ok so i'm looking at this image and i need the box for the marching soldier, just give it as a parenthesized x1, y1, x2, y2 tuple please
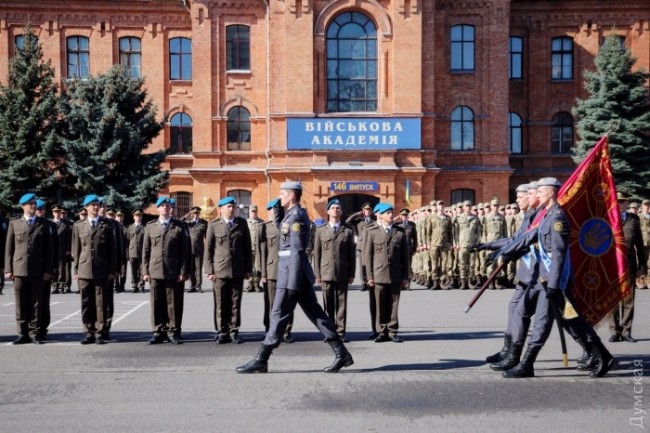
(142, 197, 190, 344)
(245, 205, 264, 293)
(51, 205, 72, 294)
(186, 206, 207, 293)
(72, 194, 117, 345)
(313, 199, 356, 342)
(259, 199, 294, 343)
(363, 203, 410, 342)
(204, 197, 252, 344)
(5, 193, 53, 344)
(237, 181, 353, 374)
(127, 209, 146, 293)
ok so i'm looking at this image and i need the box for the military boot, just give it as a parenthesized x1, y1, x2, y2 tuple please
(502, 345, 541, 378)
(490, 343, 523, 371)
(460, 278, 469, 290)
(588, 341, 618, 378)
(236, 344, 273, 373)
(431, 279, 440, 290)
(486, 334, 512, 363)
(324, 339, 354, 373)
(574, 338, 595, 371)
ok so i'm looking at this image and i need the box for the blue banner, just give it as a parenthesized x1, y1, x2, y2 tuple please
(287, 118, 421, 150)
(330, 182, 379, 193)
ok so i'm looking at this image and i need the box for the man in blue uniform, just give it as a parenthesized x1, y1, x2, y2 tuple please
(237, 181, 353, 373)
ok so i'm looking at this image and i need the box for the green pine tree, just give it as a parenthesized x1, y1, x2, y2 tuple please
(0, 25, 61, 211)
(573, 34, 650, 199)
(59, 66, 168, 212)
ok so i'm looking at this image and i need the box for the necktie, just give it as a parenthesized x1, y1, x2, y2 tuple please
(385, 227, 390, 235)
(162, 222, 168, 230)
(27, 219, 33, 226)
(91, 220, 96, 229)
(228, 221, 233, 229)
(333, 225, 338, 233)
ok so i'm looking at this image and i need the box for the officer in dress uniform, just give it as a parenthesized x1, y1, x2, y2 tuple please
(237, 181, 353, 373)
(34, 199, 57, 339)
(51, 205, 72, 294)
(259, 199, 294, 343)
(127, 209, 146, 293)
(313, 199, 356, 342)
(72, 194, 117, 345)
(186, 206, 207, 293)
(5, 193, 53, 344)
(142, 197, 190, 344)
(204, 196, 252, 344)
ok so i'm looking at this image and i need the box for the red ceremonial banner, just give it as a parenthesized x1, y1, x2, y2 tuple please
(557, 136, 630, 326)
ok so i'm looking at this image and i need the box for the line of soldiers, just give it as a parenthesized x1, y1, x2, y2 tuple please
(408, 198, 523, 291)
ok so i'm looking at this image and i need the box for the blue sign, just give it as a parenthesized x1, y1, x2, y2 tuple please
(287, 118, 421, 150)
(330, 182, 379, 193)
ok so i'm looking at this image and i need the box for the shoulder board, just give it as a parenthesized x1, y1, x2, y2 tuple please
(146, 220, 157, 225)
(209, 218, 220, 224)
(11, 215, 22, 221)
(73, 219, 86, 225)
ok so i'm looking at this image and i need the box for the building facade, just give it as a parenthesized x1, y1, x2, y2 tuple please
(1, 0, 648, 219)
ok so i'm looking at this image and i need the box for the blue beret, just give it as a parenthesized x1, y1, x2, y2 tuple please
(155, 196, 171, 207)
(35, 199, 45, 210)
(280, 181, 302, 191)
(373, 203, 381, 213)
(82, 194, 100, 207)
(375, 203, 394, 214)
(19, 193, 36, 205)
(218, 196, 236, 207)
(266, 198, 280, 210)
(169, 198, 176, 205)
(537, 177, 562, 188)
(326, 199, 341, 210)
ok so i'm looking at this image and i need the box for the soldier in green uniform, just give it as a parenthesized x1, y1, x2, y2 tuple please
(454, 200, 481, 290)
(639, 199, 650, 290)
(186, 206, 207, 293)
(245, 205, 264, 293)
(127, 209, 145, 293)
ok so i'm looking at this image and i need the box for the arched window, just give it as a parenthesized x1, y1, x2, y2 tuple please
(171, 191, 192, 217)
(169, 37, 192, 80)
(451, 189, 475, 206)
(509, 36, 523, 79)
(120, 37, 141, 78)
(551, 112, 573, 154)
(227, 106, 251, 151)
(451, 25, 475, 72)
(67, 36, 90, 79)
(226, 25, 250, 71)
(551, 37, 573, 80)
(509, 113, 523, 154)
(326, 12, 377, 112)
(227, 190, 251, 218)
(450, 106, 474, 150)
(170, 113, 192, 154)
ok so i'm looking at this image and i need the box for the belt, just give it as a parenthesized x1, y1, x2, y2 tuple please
(278, 250, 291, 257)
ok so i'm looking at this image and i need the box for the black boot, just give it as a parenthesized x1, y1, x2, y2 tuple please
(431, 279, 440, 290)
(575, 338, 595, 371)
(486, 334, 512, 363)
(490, 343, 523, 371)
(236, 344, 273, 373)
(588, 341, 618, 378)
(460, 277, 469, 290)
(324, 339, 354, 373)
(502, 345, 541, 378)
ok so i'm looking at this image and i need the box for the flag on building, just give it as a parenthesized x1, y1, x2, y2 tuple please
(405, 178, 411, 205)
(557, 136, 630, 326)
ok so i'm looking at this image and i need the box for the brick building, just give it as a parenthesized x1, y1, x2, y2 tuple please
(1, 0, 648, 219)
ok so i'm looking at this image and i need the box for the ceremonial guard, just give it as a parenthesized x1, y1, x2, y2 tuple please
(72, 194, 117, 345)
(245, 205, 264, 292)
(259, 199, 294, 343)
(127, 209, 146, 293)
(51, 205, 72, 294)
(5, 193, 53, 344)
(186, 206, 207, 293)
(142, 197, 190, 344)
(204, 196, 252, 344)
(313, 199, 356, 342)
(608, 192, 646, 343)
(237, 181, 353, 373)
(363, 203, 410, 343)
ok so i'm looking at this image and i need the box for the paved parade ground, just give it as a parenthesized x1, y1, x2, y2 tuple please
(0, 277, 648, 433)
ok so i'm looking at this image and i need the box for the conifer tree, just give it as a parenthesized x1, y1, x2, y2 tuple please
(0, 26, 60, 211)
(59, 66, 168, 212)
(573, 35, 650, 199)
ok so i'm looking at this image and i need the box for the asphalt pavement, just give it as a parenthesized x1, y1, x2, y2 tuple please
(0, 275, 648, 433)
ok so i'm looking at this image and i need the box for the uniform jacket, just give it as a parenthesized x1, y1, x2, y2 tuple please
(0, 216, 7, 270)
(640, 213, 650, 248)
(127, 223, 145, 260)
(72, 217, 117, 280)
(260, 220, 280, 281)
(186, 218, 208, 255)
(621, 211, 646, 275)
(52, 219, 72, 261)
(454, 213, 481, 247)
(313, 222, 356, 282)
(484, 213, 508, 242)
(5, 216, 54, 277)
(274, 204, 315, 291)
(345, 212, 376, 252)
(142, 218, 190, 280)
(398, 219, 418, 256)
(362, 222, 410, 285)
(204, 216, 252, 279)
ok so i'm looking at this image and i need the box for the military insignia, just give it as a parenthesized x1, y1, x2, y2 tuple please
(554, 222, 564, 232)
(291, 223, 301, 232)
